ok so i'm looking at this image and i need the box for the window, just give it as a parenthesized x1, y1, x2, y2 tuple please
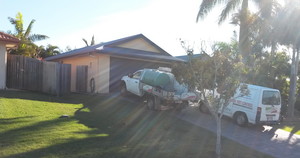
(262, 91, 280, 105)
(132, 71, 142, 79)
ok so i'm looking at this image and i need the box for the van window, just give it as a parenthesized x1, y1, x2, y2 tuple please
(262, 91, 280, 105)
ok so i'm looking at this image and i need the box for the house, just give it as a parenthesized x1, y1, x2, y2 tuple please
(0, 32, 19, 90)
(46, 34, 184, 94)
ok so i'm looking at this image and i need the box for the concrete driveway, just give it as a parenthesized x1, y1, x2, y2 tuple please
(177, 105, 300, 158)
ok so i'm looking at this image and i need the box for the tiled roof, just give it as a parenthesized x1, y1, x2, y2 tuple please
(0, 32, 19, 44)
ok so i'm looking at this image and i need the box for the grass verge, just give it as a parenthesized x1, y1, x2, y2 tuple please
(274, 116, 300, 135)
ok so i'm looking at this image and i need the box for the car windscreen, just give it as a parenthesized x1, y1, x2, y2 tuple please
(262, 90, 281, 105)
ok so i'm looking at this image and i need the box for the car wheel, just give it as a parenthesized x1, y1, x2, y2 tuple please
(120, 84, 127, 96)
(199, 102, 209, 113)
(235, 112, 248, 127)
(153, 96, 161, 110)
(146, 96, 155, 110)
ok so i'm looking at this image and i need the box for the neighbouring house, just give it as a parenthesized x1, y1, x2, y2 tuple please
(0, 32, 19, 90)
(45, 34, 184, 94)
(176, 53, 210, 62)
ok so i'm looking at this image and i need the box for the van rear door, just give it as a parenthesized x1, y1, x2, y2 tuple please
(259, 90, 281, 122)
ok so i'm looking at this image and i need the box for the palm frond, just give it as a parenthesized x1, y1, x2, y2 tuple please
(8, 17, 16, 25)
(82, 38, 89, 46)
(255, 0, 281, 19)
(196, 0, 220, 22)
(8, 12, 24, 37)
(46, 45, 59, 50)
(219, 0, 242, 24)
(91, 35, 95, 46)
(25, 19, 36, 38)
(15, 12, 24, 35)
(28, 34, 49, 42)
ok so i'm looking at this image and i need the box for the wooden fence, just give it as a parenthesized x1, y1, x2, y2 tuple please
(7, 55, 71, 96)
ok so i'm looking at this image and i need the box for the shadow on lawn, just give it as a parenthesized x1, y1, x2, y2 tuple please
(0, 116, 36, 125)
(0, 117, 74, 149)
(3, 93, 217, 158)
(0, 90, 97, 104)
(74, 93, 154, 133)
(2, 136, 121, 158)
(71, 95, 219, 158)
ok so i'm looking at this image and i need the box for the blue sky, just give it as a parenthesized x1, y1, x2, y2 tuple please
(0, 0, 236, 56)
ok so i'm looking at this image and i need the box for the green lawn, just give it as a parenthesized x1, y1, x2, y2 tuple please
(0, 90, 273, 158)
(280, 126, 300, 135)
(273, 117, 300, 135)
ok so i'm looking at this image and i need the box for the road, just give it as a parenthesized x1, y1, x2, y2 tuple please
(177, 105, 300, 158)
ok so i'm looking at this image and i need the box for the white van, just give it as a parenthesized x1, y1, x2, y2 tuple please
(199, 84, 282, 126)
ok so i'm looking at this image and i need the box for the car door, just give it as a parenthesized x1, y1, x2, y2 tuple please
(127, 71, 142, 96)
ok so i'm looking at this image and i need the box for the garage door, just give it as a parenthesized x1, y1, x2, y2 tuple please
(109, 57, 170, 92)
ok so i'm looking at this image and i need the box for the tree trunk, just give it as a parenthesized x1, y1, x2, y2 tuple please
(270, 41, 276, 87)
(287, 47, 299, 118)
(239, 0, 251, 64)
(271, 41, 276, 56)
(216, 117, 222, 158)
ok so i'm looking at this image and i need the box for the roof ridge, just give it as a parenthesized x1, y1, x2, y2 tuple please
(0, 32, 20, 43)
(45, 34, 171, 61)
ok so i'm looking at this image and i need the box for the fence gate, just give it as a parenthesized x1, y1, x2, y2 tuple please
(7, 55, 42, 91)
(76, 65, 88, 93)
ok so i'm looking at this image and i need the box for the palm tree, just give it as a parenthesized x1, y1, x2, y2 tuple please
(196, 0, 279, 63)
(196, 0, 249, 62)
(272, 0, 300, 118)
(254, 0, 281, 54)
(37, 45, 61, 59)
(8, 12, 48, 57)
(82, 35, 95, 46)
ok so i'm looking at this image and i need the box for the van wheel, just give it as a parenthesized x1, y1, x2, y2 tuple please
(176, 101, 188, 112)
(235, 112, 248, 127)
(199, 102, 209, 113)
(120, 84, 127, 96)
(146, 96, 155, 110)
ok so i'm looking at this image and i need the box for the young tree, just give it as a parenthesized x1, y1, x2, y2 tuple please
(8, 12, 48, 57)
(173, 41, 248, 158)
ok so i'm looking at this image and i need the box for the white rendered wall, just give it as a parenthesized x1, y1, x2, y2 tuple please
(0, 43, 7, 89)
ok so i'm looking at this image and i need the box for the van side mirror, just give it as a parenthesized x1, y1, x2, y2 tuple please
(128, 73, 133, 78)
